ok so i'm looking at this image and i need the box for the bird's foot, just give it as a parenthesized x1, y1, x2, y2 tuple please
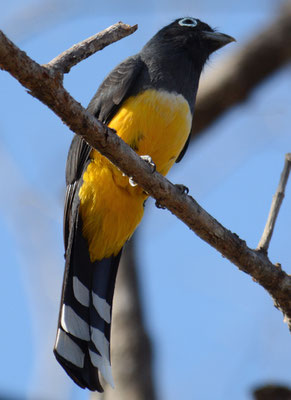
(155, 184, 189, 209)
(155, 200, 166, 209)
(175, 184, 189, 195)
(140, 155, 156, 173)
(128, 155, 156, 187)
(129, 177, 137, 187)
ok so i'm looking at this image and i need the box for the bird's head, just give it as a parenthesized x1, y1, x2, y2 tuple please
(143, 17, 235, 64)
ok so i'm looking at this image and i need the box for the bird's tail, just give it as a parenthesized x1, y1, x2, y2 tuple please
(54, 214, 122, 391)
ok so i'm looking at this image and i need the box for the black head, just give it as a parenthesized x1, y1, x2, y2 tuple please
(143, 17, 235, 65)
(139, 17, 235, 111)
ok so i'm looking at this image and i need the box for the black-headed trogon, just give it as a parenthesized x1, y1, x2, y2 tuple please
(54, 17, 234, 391)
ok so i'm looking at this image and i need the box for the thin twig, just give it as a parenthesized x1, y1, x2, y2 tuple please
(46, 22, 137, 75)
(257, 153, 291, 252)
(1, 27, 291, 331)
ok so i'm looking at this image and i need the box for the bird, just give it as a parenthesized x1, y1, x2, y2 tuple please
(53, 17, 235, 392)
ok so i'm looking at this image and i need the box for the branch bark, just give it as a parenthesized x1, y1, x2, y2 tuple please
(1, 19, 291, 334)
(46, 22, 137, 74)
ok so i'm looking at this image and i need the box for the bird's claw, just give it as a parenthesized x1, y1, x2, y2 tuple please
(129, 177, 137, 187)
(155, 185, 189, 209)
(175, 184, 189, 195)
(155, 200, 166, 209)
(127, 155, 156, 187)
(140, 155, 156, 173)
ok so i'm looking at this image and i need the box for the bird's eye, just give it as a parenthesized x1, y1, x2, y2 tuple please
(178, 18, 198, 27)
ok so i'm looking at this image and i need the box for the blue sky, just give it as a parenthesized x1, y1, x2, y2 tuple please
(0, 1, 290, 399)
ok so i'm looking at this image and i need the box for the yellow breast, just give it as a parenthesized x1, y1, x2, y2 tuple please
(110, 89, 192, 175)
(79, 89, 192, 261)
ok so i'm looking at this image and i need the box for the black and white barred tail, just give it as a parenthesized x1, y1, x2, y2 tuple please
(54, 214, 122, 391)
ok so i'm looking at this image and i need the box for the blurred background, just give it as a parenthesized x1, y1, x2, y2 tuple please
(0, 0, 291, 399)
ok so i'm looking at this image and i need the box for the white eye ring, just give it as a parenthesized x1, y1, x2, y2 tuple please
(178, 18, 198, 27)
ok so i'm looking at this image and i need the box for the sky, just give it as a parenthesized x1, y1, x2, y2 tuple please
(0, 1, 290, 399)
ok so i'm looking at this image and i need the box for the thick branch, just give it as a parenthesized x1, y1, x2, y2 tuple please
(192, 1, 291, 137)
(1, 25, 291, 330)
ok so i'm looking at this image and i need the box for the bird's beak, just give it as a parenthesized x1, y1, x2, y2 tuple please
(202, 31, 236, 52)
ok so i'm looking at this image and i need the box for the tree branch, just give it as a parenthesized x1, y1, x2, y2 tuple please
(1, 23, 291, 331)
(258, 153, 291, 252)
(46, 22, 137, 74)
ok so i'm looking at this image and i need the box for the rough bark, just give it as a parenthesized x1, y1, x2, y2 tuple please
(47, 22, 137, 74)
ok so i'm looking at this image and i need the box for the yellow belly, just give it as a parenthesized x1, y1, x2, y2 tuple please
(79, 89, 192, 261)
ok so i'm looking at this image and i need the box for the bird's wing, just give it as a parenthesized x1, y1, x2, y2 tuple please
(175, 132, 191, 163)
(87, 54, 144, 123)
(63, 54, 144, 253)
(63, 136, 91, 252)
